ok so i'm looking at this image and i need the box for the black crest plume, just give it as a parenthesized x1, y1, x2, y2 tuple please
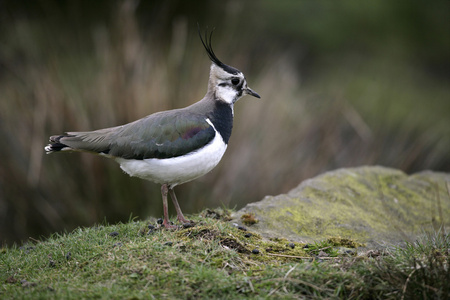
(198, 26, 240, 75)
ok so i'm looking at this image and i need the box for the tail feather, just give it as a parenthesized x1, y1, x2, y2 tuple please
(44, 135, 75, 153)
(44, 130, 112, 155)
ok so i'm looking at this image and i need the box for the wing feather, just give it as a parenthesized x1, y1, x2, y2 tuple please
(50, 111, 216, 159)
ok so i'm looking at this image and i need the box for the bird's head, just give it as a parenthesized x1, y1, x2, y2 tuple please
(199, 29, 260, 105)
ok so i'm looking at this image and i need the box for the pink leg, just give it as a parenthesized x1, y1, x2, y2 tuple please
(168, 188, 191, 224)
(161, 184, 177, 229)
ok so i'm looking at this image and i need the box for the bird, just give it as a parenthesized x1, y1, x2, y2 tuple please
(44, 28, 260, 229)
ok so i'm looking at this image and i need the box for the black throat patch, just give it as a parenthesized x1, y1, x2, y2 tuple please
(208, 101, 233, 144)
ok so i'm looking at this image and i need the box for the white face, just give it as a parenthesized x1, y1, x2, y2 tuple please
(210, 64, 248, 105)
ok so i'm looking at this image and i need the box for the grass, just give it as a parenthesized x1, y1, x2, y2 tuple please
(1, 210, 448, 299)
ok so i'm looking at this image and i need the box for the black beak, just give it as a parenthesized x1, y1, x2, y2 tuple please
(245, 87, 261, 98)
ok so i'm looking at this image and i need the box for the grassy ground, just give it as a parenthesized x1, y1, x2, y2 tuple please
(1, 209, 448, 299)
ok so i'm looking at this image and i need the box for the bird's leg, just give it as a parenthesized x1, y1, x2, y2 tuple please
(168, 188, 192, 224)
(161, 184, 177, 229)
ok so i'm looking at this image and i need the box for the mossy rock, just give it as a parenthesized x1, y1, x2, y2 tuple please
(232, 166, 450, 249)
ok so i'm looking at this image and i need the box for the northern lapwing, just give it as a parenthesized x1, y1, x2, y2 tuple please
(45, 29, 260, 229)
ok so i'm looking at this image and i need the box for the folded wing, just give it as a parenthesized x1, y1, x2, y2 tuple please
(46, 111, 216, 160)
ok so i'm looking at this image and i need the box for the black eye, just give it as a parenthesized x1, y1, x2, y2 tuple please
(231, 78, 240, 85)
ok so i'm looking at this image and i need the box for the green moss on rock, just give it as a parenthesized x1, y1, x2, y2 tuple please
(231, 166, 450, 248)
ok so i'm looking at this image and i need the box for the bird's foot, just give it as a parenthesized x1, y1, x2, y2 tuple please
(162, 219, 178, 230)
(177, 216, 192, 224)
(177, 216, 195, 228)
(159, 217, 195, 229)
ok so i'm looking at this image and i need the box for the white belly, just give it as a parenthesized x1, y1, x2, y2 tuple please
(115, 133, 227, 188)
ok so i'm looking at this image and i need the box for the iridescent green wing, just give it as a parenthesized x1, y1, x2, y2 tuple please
(107, 111, 215, 159)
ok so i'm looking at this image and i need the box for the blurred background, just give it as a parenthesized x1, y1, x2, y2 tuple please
(1, 0, 449, 246)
